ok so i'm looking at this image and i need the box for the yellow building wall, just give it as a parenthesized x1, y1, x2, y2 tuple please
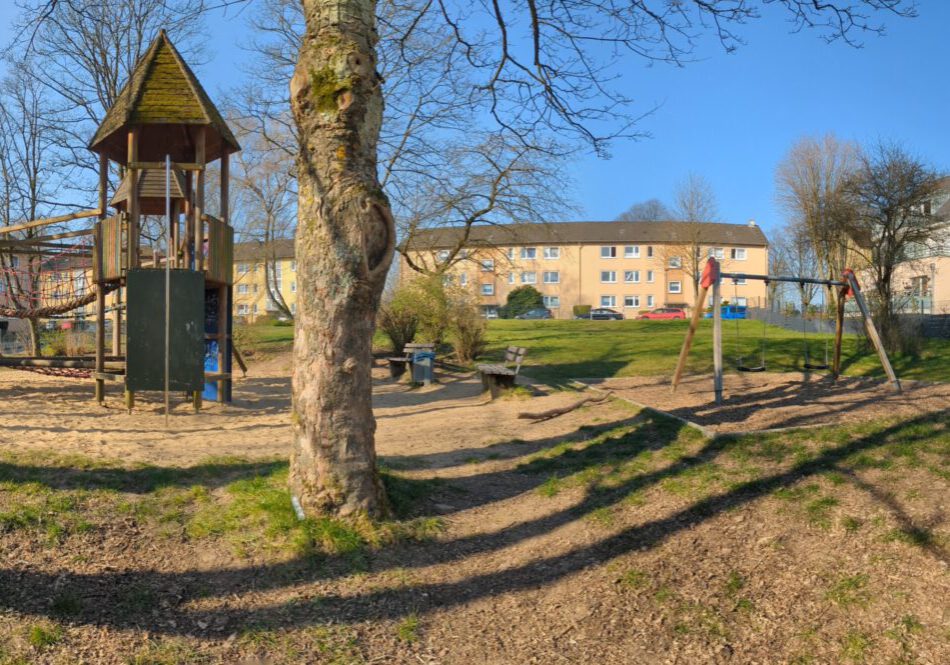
(406, 240, 769, 319)
(232, 257, 298, 322)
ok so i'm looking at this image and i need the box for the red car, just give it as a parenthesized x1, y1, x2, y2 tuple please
(638, 307, 686, 320)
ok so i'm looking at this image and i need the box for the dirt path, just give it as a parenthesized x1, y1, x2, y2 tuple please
(0, 359, 947, 663)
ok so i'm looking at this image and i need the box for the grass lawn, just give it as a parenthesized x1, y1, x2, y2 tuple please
(234, 323, 295, 356)
(483, 319, 950, 384)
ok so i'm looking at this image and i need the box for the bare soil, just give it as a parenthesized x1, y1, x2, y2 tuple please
(594, 371, 950, 435)
(0, 359, 947, 664)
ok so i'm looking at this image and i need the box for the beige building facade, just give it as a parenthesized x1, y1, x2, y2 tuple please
(404, 221, 770, 318)
(232, 239, 298, 322)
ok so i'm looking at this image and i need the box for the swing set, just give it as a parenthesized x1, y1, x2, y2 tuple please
(671, 257, 901, 405)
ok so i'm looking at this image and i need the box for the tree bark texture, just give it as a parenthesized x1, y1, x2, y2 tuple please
(289, 0, 395, 518)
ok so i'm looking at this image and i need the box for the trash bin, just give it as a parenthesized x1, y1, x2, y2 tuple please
(411, 350, 435, 386)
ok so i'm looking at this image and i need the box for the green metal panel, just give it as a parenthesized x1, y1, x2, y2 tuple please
(126, 268, 205, 392)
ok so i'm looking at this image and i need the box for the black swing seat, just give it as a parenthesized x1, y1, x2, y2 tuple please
(803, 362, 829, 370)
(738, 364, 767, 373)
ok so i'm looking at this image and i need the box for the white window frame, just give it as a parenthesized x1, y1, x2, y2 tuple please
(647, 246, 654, 258)
(734, 277, 746, 285)
(520, 247, 537, 259)
(543, 271, 560, 284)
(708, 247, 724, 259)
(437, 249, 450, 261)
(668, 281, 682, 294)
(731, 248, 747, 260)
(624, 295, 640, 308)
(291, 260, 297, 272)
(508, 272, 515, 284)
(624, 245, 640, 258)
(290, 281, 297, 292)
(543, 246, 560, 259)
(507, 248, 515, 260)
(237, 263, 249, 275)
(237, 304, 249, 315)
(735, 297, 748, 306)
(668, 256, 682, 269)
(647, 295, 655, 307)
(543, 295, 560, 308)
(237, 284, 249, 295)
(600, 295, 617, 308)
(624, 270, 640, 284)
(646, 270, 655, 283)
(480, 259, 494, 272)
(600, 270, 617, 283)
(521, 271, 537, 284)
(459, 273, 468, 286)
(600, 246, 617, 259)
(481, 283, 495, 295)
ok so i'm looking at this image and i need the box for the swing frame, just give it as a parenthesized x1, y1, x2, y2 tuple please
(671, 258, 901, 405)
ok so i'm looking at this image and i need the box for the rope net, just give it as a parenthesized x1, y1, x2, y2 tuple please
(0, 236, 115, 319)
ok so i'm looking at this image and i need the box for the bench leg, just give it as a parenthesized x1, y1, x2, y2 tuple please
(480, 372, 489, 392)
(487, 374, 516, 399)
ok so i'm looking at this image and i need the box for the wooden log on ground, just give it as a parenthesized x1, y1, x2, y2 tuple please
(517, 391, 614, 422)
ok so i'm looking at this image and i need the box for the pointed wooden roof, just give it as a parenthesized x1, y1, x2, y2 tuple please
(89, 30, 240, 164)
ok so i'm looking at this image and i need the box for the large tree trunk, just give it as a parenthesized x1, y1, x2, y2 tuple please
(288, 0, 395, 518)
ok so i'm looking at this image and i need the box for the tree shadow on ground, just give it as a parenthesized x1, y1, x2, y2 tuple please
(0, 410, 945, 639)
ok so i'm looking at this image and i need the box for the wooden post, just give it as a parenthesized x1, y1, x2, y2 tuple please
(194, 127, 206, 273)
(671, 284, 709, 392)
(112, 286, 122, 356)
(832, 284, 848, 378)
(712, 277, 723, 405)
(95, 153, 108, 404)
(844, 271, 901, 393)
(127, 128, 140, 269)
(217, 284, 228, 402)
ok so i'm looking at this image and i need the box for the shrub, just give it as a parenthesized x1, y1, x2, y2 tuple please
(505, 285, 544, 318)
(448, 285, 487, 363)
(573, 304, 591, 318)
(378, 293, 419, 354)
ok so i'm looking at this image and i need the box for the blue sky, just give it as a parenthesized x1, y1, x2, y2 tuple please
(0, 2, 946, 243)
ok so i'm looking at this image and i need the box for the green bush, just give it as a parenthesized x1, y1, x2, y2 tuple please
(573, 304, 592, 318)
(504, 285, 544, 318)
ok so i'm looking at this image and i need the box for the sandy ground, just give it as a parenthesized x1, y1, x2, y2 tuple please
(591, 372, 950, 435)
(0, 358, 948, 663)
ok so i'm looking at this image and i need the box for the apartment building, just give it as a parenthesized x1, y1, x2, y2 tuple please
(889, 178, 950, 313)
(233, 239, 298, 322)
(403, 221, 770, 319)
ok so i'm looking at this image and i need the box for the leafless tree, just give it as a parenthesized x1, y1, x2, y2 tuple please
(615, 198, 672, 222)
(775, 134, 861, 294)
(841, 141, 945, 352)
(0, 58, 65, 353)
(771, 218, 821, 312)
(664, 173, 720, 301)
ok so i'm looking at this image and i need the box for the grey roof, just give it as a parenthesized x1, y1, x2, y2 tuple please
(234, 238, 294, 262)
(407, 221, 769, 250)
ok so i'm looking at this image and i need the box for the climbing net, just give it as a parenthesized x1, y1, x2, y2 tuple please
(0, 235, 114, 319)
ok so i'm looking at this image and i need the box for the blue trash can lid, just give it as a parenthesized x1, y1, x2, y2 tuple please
(412, 350, 436, 361)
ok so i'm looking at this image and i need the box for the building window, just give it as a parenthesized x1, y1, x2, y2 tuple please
(290, 281, 296, 292)
(459, 273, 468, 286)
(481, 259, 494, 272)
(237, 304, 249, 315)
(647, 246, 654, 258)
(481, 283, 494, 295)
(624, 295, 640, 308)
(291, 260, 296, 271)
(543, 271, 560, 284)
(600, 295, 617, 307)
(731, 248, 747, 260)
(624, 245, 640, 258)
(708, 247, 724, 259)
(668, 256, 682, 268)
(600, 246, 616, 259)
(735, 297, 748, 306)
(291, 303, 297, 314)
(624, 270, 640, 283)
(647, 295, 655, 307)
(600, 270, 616, 283)
(521, 271, 537, 284)
(543, 246, 560, 259)
(253, 284, 259, 293)
(734, 277, 746, 285)
(437, 249, 450, 261)
(252, 304, 258, 315)
(237, 263, 249, 274)
(646, 270, 655, 283)
(669, 281, 682, 294)
(543, 295, 560, 308)
(520, 247, 537, 259)
(508, 272, 515, 284)
(507, 248, 515, 260)
(237, 284, 249, 295)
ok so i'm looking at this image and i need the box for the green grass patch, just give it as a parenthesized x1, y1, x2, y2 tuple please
(396, 614, 420, 643)
(826, 573, 872, 608)
(27, 623, 62, 649)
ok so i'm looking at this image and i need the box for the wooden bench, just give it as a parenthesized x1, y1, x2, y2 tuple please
(387, 343, 435, 380)
(477, 346, 528, 398)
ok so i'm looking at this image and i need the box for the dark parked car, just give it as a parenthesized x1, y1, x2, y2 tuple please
(639, 307, 687, 320)
(577, 308, 624, 321)
(515, 307, 553, 320)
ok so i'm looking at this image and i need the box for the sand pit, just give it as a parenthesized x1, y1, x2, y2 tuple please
(589, 372, 950, 434)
